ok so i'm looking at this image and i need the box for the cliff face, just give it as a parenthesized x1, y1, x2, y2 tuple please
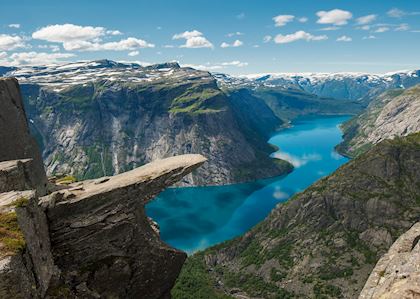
(173, 133, 420, 299)
(13, 61, 291, 186)
(0, 78, 48, 195)
(338, 85, 420, 157)
(0, 78, 207, 298)
(359, 222, 420, 299)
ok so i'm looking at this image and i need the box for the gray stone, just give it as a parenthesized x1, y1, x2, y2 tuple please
(0, 78, 48, 195)
(359, 222, 420, 299)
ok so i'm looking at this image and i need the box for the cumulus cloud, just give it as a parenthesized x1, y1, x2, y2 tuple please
(8, 24, 21, 29)
(336, 35, 352, 42)
(38, 44, 60, 52)
(298, 17, 308, 23)
(172, 30, 213, 48)
(274, 31, 327, 44)
(32, 23, 152, 52)
(32, 24, 106, 42)
(356, 14, 377, 25)
(106, 30, 122, 35)
(0, 34, 26, 51)
(220, 40, 243, 48)
(316, 9, 352, 25)
(0, 52, 7, 59)
(63, 37, 154, 51)
(1, 51, 75, 66)
(273, 15, 295, 27)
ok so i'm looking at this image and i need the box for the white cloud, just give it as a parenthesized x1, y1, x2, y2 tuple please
(298, 17, 308, 23)
(273, 15, 295, 27)
(227, 32, 243, 37)
(272, 152, 321, 168)
(106, 30, 122, 35)
(316, 9, 352, 25)
(63, 37, 154, 51)
(358, 25, 371, 30)
(32, 24, 106, 42)
(319, 26, 340, 31)
(375, 27, 389, 33)
(387, 8, 405, 18)
(387, 8, 420, 18)
(172, 30, 213, 48)
(32, 24, 152, 52)
(128, 50, 139, 56)
(395, 24, 409, 31)
(363, 35, 377, 39)
(8, 24, 21, 29)
(3, 51, 75, 66)
(221, 60, 248, 67)
(183, 60, 248, 71)
(263, 35, 272, 43)
(0, 34, 26, 51)
(220, 39, 243, 48)
(163, 44, 175, 48)
(0, 52, 7, 59)
(356, 14, 377, 25)
(274, 31, 328, 44)
(38, 44, 60, 52)
(337, 35, 352, 42)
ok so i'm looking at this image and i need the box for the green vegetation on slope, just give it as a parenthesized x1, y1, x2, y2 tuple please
(174, 132, 420, 298)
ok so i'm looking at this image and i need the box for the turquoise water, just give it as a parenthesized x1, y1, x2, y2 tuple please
(146, 115, 350, 253)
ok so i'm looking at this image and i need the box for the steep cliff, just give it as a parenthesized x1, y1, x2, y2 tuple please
(0, 78, 48, 195)
(359, 222, 420, 299)
(8, 61, 291, 186)
(338, 84, 420, 157)
(173, 133, 420, 299)
(0, 78, 207, 298)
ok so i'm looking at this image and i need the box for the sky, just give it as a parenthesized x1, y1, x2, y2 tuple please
(0, 0, 419, 75)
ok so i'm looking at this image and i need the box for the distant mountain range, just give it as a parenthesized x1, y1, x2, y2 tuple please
(216, 69, 420, 102)
(2, 60, 420, 185)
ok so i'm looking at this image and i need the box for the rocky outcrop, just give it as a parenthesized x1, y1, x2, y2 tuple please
(338, 85, 420, 157)
(173, 133, 420, 299)
(0, 78, 207, 298)
(0, 78, 48, 195)
(359, 222, 420, 299)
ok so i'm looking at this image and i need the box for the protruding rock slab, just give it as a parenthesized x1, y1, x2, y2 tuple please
(0, 159, 40, 194)
(359, 222, 420, 299)
(0, 78, 48, 195)
(33, 154, 206, 298)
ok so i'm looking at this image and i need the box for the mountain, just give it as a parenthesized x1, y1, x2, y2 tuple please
(2, 60, 292, 186)
(172, 133, 420, 299)
(0, 77, 207, 298)
(216, 70, 420, 102)
(231, 87, 362, 123)
(338, 84, 420, 157)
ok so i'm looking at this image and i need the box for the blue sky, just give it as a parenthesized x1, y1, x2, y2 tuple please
(0, 0, 419, 74)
